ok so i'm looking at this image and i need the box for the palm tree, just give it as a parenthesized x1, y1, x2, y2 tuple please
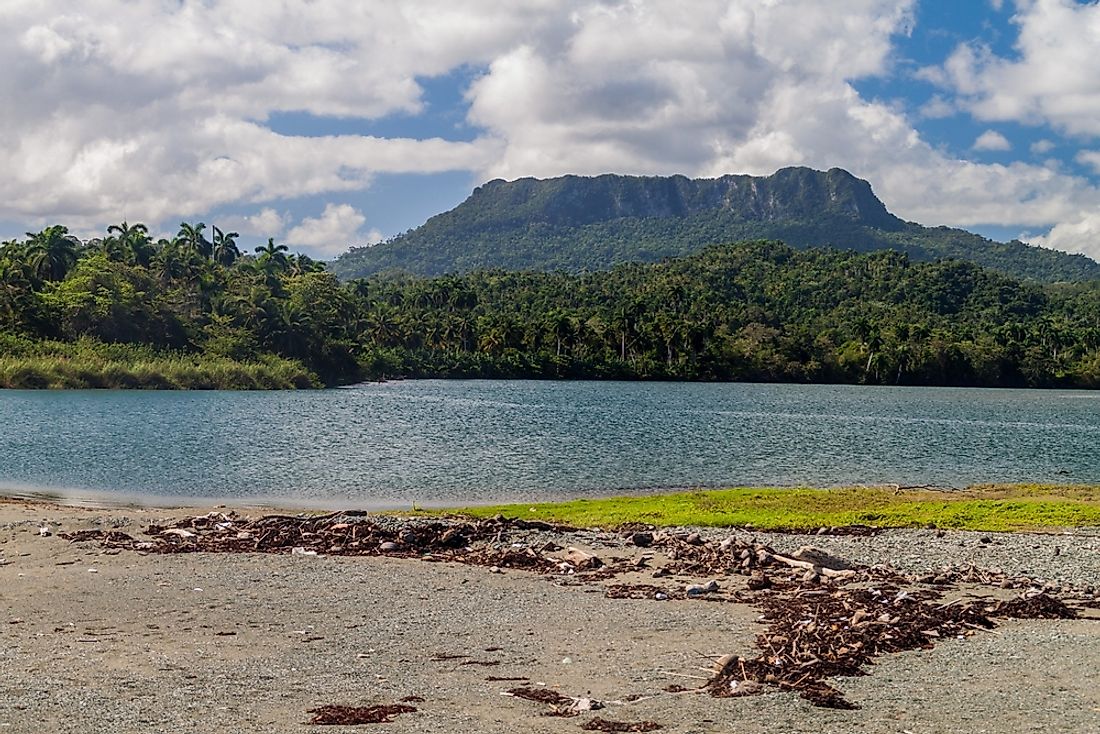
(26, 225, 81, 281)
(211, 226, 241, 267)
(255, 238, 289, 272)
(287, 253, 325, 276)
(176, 222, 212, 260)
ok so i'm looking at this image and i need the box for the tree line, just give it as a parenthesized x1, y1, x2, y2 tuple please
(2, 225, 1099, 388)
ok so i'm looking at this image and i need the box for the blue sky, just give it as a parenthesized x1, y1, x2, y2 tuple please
(2, 1, 1100, 260)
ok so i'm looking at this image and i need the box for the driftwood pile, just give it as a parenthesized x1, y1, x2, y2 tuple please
(705, 585, 1079, 709)
(59, 512, 574, 573)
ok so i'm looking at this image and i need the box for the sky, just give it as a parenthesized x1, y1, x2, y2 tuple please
(3, 0, 1100, 262)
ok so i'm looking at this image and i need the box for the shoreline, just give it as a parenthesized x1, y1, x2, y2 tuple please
(2, 499, 1098, 733)
(5, 483, 1100, 534)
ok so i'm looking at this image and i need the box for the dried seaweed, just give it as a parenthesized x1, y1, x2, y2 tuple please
(507, 687, 573, 706)
(708, 587, 997, 708)
(989, 593, 1078, 619)
(306, 704, 416, 725)
(581, 717, 663, 732)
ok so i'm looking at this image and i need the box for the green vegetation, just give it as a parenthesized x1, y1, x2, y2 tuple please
(357, 241, 1100, 387)
(449, 485, 1100, 532)
(1, 222, 356, 388)
(331, 168, 1100, 282)
(3, 223, 1100, 389)
(0, 335, 316, 389)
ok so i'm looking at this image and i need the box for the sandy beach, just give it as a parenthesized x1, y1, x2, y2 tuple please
(1, 499, 1098, 734)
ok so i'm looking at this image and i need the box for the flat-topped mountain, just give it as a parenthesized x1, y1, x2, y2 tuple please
(330, 167, 1100, 282)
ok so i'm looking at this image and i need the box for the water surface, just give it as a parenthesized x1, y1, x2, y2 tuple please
(0, 381, 1096, 506)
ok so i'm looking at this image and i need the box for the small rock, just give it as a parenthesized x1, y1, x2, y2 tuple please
(654, 592, 669, 601)
(728, 679, 764, 696)
(489, 566, 502, 574)
(791, 546, 855, 571)
(800, 569, 820, 584)
(87, 568, 98, 573)
(37, 527, 51, 537)
(291, 547, 317, 556)
(630, 532, 654, 548)
(562, 547, 603, 570)
(747, 573, 771, 591)
(379, 542, 400, 552)
(978, 536, 992, 544)
(686, 581, 719, 596)
(685, 532, 703, 546)
(568, 697, 603, 713)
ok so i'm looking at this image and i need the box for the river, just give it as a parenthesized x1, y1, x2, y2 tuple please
(1, 381, 1097, 506)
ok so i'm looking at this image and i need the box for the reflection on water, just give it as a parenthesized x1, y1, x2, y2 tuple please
(0, 381, 1096, 505)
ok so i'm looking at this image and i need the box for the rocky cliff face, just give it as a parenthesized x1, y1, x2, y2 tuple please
(463, 167, 902, 229)
(330, 167, 1099, 282)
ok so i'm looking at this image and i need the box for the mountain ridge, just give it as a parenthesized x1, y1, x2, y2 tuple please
(331, 167, 1100, 282)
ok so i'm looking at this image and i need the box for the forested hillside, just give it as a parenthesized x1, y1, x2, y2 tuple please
(331, 167, 1100, 283)
(2, 224, 1098, 389)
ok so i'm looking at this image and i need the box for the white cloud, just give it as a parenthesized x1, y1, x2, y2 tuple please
(1076, 150, 1100, 174)
(973, 130, 1012, 151)
(285, 204, 381, 256)
(919, 95, 955, 119)
(1030, 139, 1055, 155)
(1, 0, 1099, 264)
(1027, 213, 1100, 261)
(217, 208, 289, 237)
(0, 1, 517, 229)
(937, 0, 1100, 137)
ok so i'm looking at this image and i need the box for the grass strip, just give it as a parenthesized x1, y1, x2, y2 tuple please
(447, 484, 1100, 532)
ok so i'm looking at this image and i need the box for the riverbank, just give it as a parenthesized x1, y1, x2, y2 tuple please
(2, 499, 1098, 733)
(0, 337, 318, 389)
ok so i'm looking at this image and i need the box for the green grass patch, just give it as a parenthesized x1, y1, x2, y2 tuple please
(446, 484, 1100, 532)
(0, 335, 319, 390)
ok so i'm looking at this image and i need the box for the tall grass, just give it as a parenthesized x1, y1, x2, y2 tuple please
(0, 334, 318, 390)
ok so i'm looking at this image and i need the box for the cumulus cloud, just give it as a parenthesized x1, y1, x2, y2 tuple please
(973, 130, 1012, 151)
(285, 204, 382, 255)
(936, 0, 1100, 137)
(1027, 213, 1100, 261)
(919, 95, 956, 119)
(2, 0, 1100, 261)
(1076, 150, 1100, 175)
(0, 1, 514, 229)
(217, 208, 289, 238)
(1030, 139, 1055, 155)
